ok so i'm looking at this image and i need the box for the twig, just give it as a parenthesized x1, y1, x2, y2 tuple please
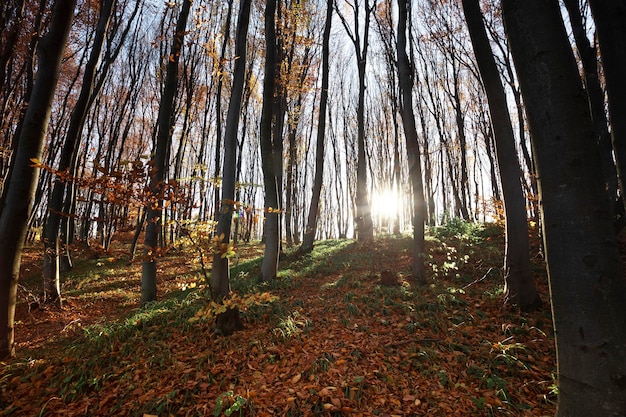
(62, 319, 81, 333)
(462, 267, 496, 290)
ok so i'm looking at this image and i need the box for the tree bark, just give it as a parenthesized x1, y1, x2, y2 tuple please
(141, 0, 191, 304)
(0, 0, 76, 359)
(586, 0, 626, 226)
(300, 0, 332, 254)
(211, 0, 251, 335)
(563, 0, 618, 207)
(212, 0, 234, 223)
(42, 0, 116, 306)
(336, 0, 374, 242)
(259, 0, 280, 282)
(396, 0, 427, 284)
(502, 1, 626, 414)
(462, 0, 540, 311)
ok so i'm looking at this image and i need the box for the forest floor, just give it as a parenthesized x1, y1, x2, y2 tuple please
(1, 222, 558, 416)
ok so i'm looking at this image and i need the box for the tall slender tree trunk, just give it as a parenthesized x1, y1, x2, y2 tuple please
(141, 0, 191, 304)
(211, 0, 251, 336)
(212, 0, 234, 223)
(259, 0, 280, 281)
(502, 1, 626, 414)
(355, 58, 374, 242)
(587, 0, 626, 227)
(396, 0, 426, 284)
(42, 0, 116, 306)
(300, 0, 332, 254)
(462, 0, 540, 311)
(336, 0, 374, 242)
(0, 0, 76, 359)
(563, 0, 618, 208)
(451, 82, 471, 221)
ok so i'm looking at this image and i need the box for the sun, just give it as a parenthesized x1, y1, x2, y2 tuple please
(371, 188, 401, 223)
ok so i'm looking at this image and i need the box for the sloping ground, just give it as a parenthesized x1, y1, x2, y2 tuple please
(1, 226, 557, 416)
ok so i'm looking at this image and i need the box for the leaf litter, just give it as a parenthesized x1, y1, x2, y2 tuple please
(1, 226, 557, 416)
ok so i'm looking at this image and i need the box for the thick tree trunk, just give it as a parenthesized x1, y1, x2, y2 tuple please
(502, 1, 626, 414)
(141, 0, 191, 304)
(300, 0, 332, 254)
(0, 0, 76, 359)
(259, 0, 280, 282)
(462, 0, 540, 311)
(396, 0, 426, 284)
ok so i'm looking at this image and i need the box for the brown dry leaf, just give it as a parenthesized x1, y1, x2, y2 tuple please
(5, 236, 558, 416)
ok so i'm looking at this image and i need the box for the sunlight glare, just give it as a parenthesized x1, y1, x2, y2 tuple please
(371, 188, 401, 223)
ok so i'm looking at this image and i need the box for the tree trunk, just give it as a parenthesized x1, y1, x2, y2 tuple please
(396, 0, 426, 284)
(212, 0, 234, 223)
(587, 0, 626, 227)
(259, 0, 280, 282)
(563, 0, 618, 207)
(211, 0, 251, 335)
(354, 43, 374, 241)
(462, 0, 540, 311)
(336, 0, 374, 242)
(502, 1, 626, 414)
(129, 207, 146, 262)
(0, 0, 76, 359)
(141, 0, 191, 304)
(41, 0, 115, 306)
(300, 0, 332, 254)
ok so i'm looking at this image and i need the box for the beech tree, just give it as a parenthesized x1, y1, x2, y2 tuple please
(586, 0, 626, 228)
(300, 0, 332, 254)
(502, 0, 626, 414)
(211, 0, 251, 335)
(211, 0, 234, 223)
(336, 0, 375, 242)
(41, 0, 117, 306)
(0, 0, 76, 359)
(259, 0, 280, 282)
(461, 0, 540, 311)
(396, 0, 426, 283)
(562, 0, 617, 210)
(142, 0, 192, 304)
